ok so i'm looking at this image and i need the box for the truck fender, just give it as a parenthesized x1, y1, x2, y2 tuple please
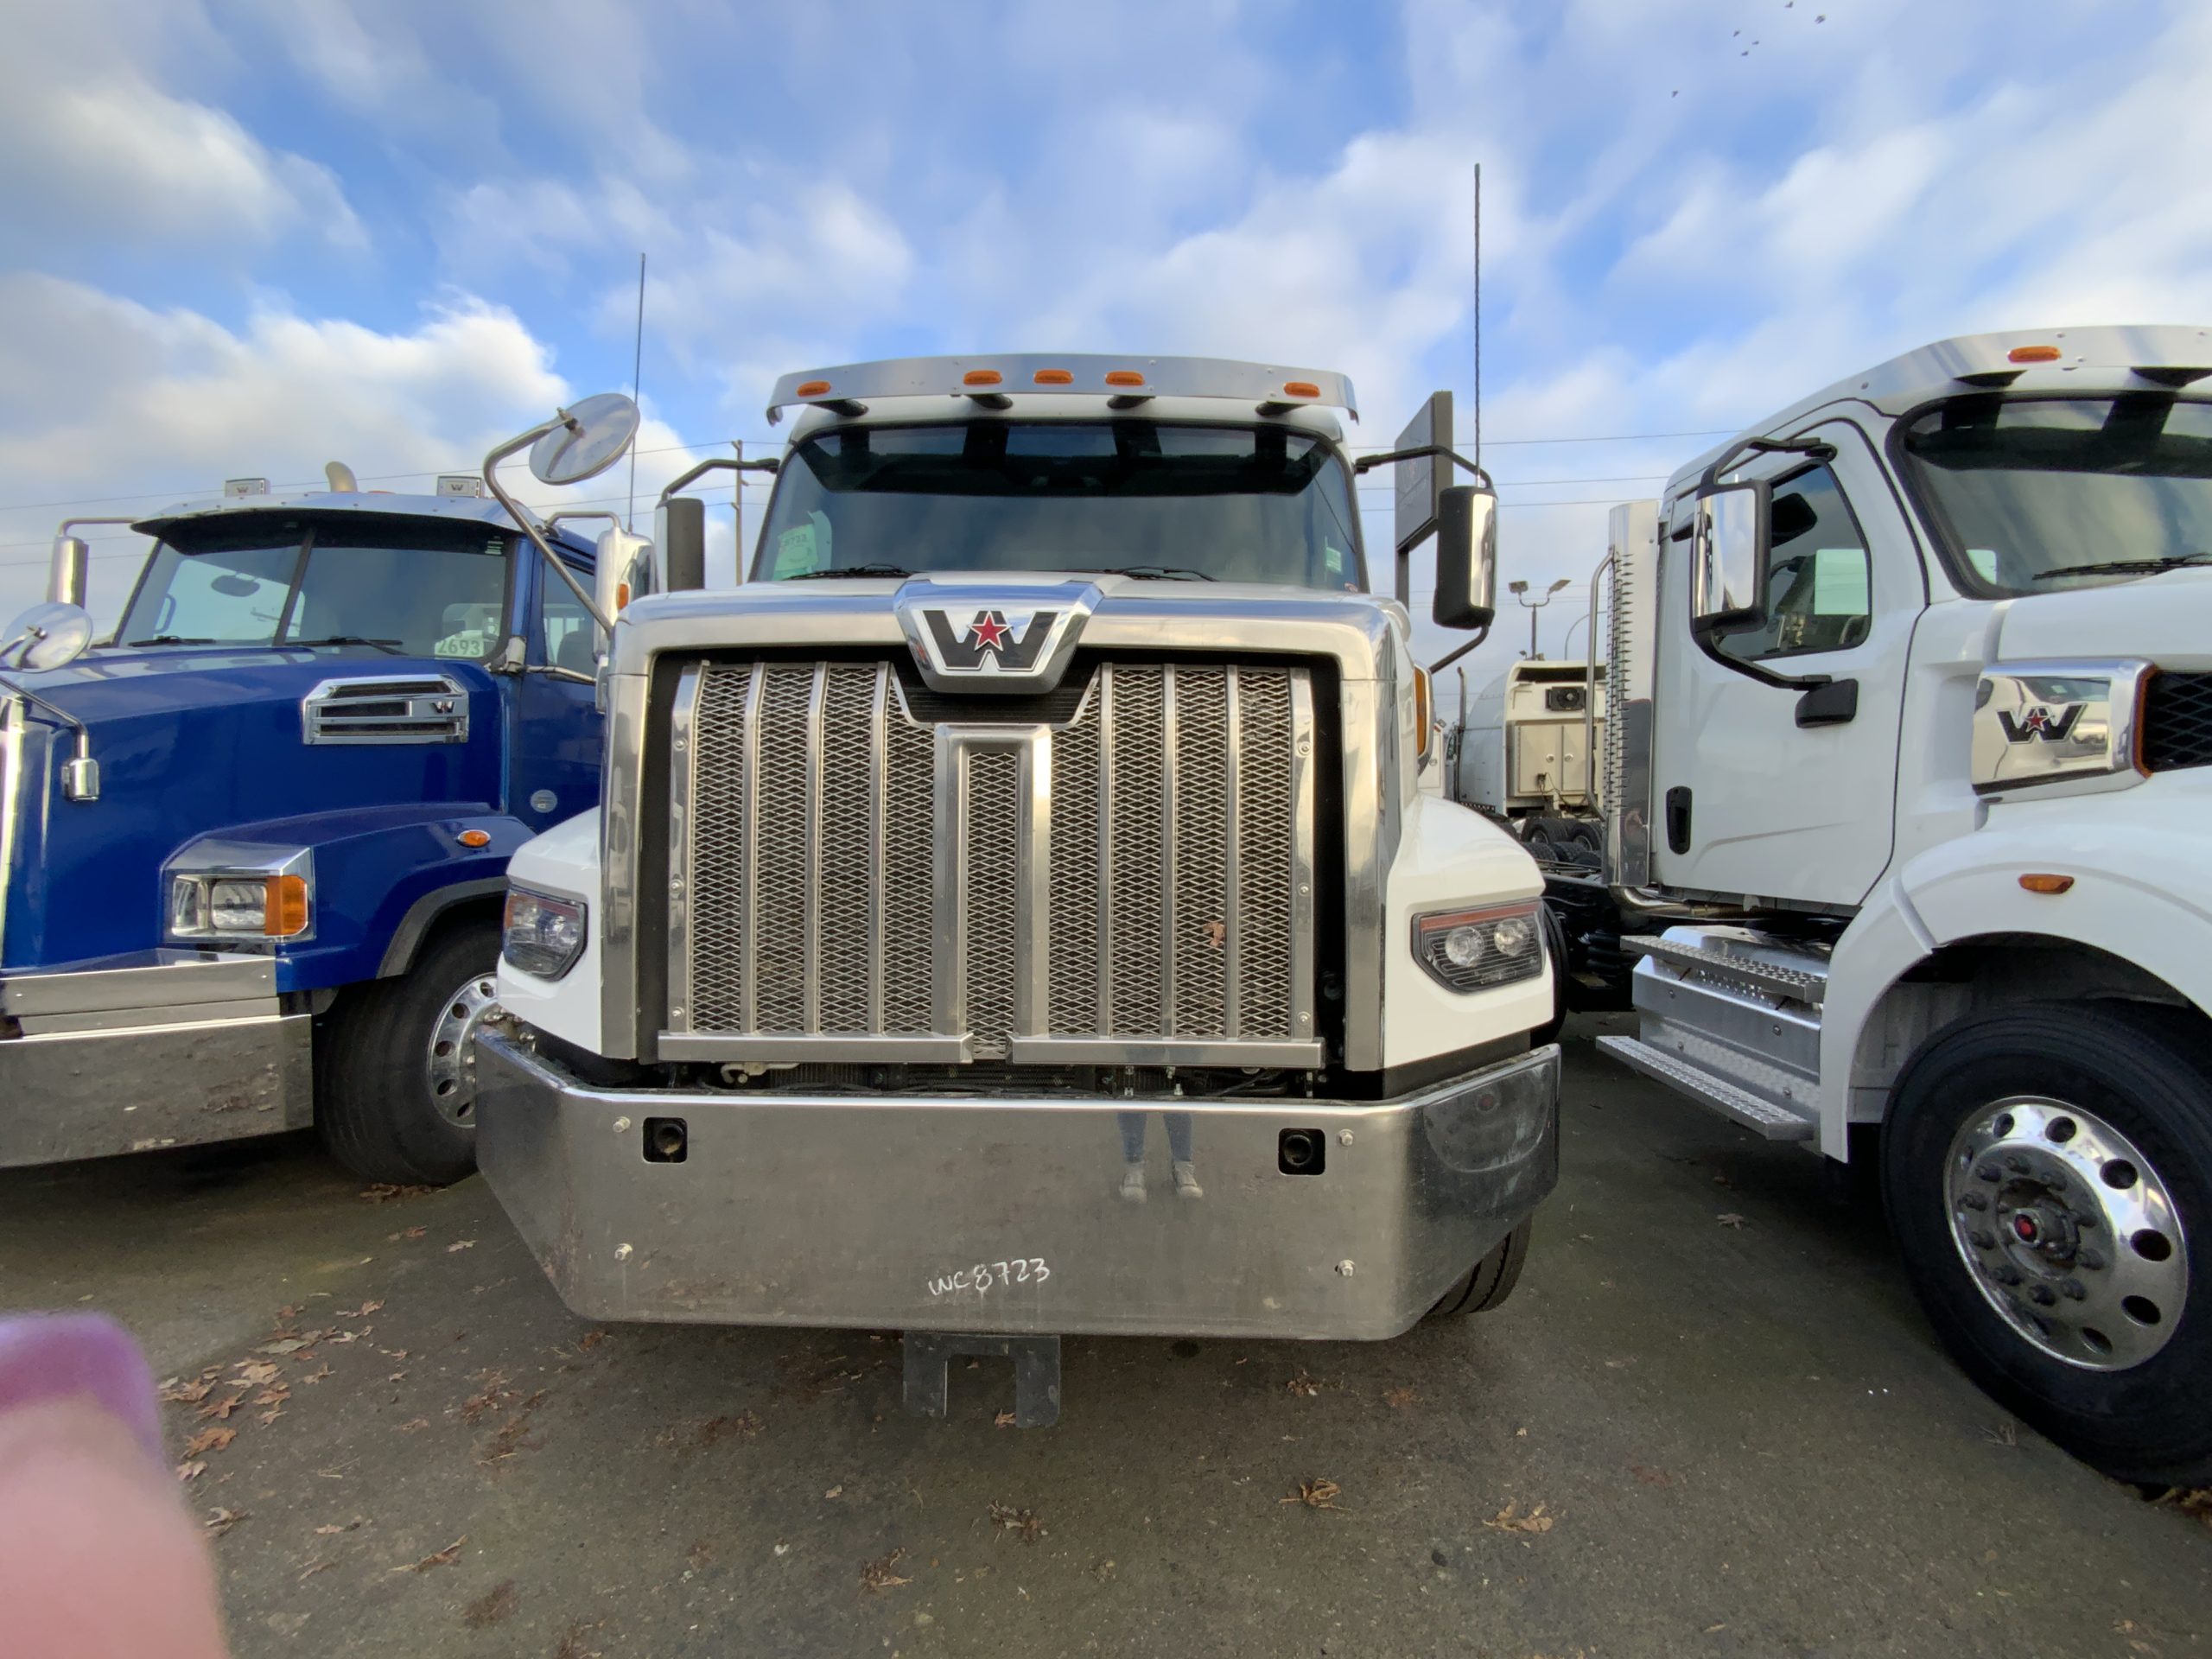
(378, 877, 510, 978)
(1820, 790, 2212, 1160)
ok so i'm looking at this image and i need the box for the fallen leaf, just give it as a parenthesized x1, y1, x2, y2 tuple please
(175, 1460, 207, 1483)
(196, 1393, 245, 1421)
(987, 1502, 1046, 1543)
(1281, 1477, 1345, 1511)
(993, 1409, 1017, 1428)
(1382, 1386, 1418, 1408)
(823, 1484, 843, 1500)
(1483, 1500, 1555, 1535)
(253, 1386, 289, 1406)
(359, 1184, 435, 1203)
(202, 1507, 250, 1538)
(298, 1560, 336, 1583)
(388, 1371, 408, 1383)
(396, 1535, 467, 1573)
(314, 1520, 363, 1535)
(302, 1364, 334, 1386)
(397, 1417, 429, 1432)
(2160, 1487, 2212, 1529)
(578, 1330, 607, 1352)
(446, 1239, 478, 1254)
(859, 1548, 911, 1592)
(1717, 1213, 1747, 1229)
(159, 1376, 216, 1405)
(403, 1226, 427, 1239)
(1284, 1370, 1324, 1398)
(259, 1338, 314, 1357)
(1985, 1422, 2020, 1447)
(463, 1580, 519, 1629)
(183, 1427, 237, 1457)
(256, 1405, 284, 1427)
(336, 1301, 385, 1319)
(232, 1361, 280, 1387)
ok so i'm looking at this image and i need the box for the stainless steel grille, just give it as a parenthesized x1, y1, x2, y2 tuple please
(664, 658, 1319, 1066)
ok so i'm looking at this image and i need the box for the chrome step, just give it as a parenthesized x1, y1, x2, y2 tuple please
(1595, 1033, 1818, 1141)
(1621, 933, 1827, 1006)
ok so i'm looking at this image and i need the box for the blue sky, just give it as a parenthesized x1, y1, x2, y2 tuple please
(3, 0, 2208, 677)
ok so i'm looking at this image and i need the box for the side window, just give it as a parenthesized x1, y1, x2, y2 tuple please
(539, 570, 597, 675)
(1718, 464, 1872, 662)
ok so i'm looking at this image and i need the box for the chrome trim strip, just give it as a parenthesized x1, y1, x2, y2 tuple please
(0, 696, 22, 963)
(1007, 1036, 1325, 1068)
(597, 669, 649, 1058)
(656, 1032, 976, 1064)
(1287, 671, 1318, 1045)
(664, 665, 702, 1034)
(1338, 677, 1392, 1069)
(741, 662, 766, 1033)
(1223, 666, 1243, 1039)
(802, 663, 827, 1031)
(1017, 728, 1052, 1037)
(868, 661, 887, 1034)
(1160, 664, 1179, 1035)
(931, 728, 966, 1039)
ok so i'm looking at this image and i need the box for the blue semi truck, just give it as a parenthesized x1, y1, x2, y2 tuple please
(0, 397, 653, 1184)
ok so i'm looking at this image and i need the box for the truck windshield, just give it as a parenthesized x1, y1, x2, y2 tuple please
(1900, 396, 2212, 595)
(753, 420, 1364, 589)
(118, 520, 511, 658)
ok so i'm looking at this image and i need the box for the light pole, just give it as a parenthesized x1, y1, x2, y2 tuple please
(1508, 577, 1572, 658)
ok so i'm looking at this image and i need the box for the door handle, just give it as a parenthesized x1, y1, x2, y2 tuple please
(1795, 677, 1859, 728)
(1665, 786, 1693, 854)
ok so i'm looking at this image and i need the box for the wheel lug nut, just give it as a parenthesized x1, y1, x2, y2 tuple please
(2070, 1212, 2096, 1230)
(1970, 1230, 1998, 1251)
(2004, 1154, 2031, 1174)
(2076, 1248, 2105, 1271)
(2061, 1280, 2086, 1301)
(1993, 1265, 2023, 1287)
(1961, 1192, 1989, 1211)
(1975, 1164, 2003, 1183)
(2029, 1285, 2056, 1306)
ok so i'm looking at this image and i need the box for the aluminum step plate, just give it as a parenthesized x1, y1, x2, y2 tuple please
(1595, 1033, 1819, 1141)
(1621, 934, 1827, 1006)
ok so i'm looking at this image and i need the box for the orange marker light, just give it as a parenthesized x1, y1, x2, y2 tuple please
(264, 874, 310, 938)
(1282, 380, 1321, 399)
(963, 369, 1004, 387)
(795, 379, 832, 397)
(2008, 345, 2062, 364)
(1103, 370, 1147, 387)
(459, 829, 493, 849)
(1033, 368, 1073, 385)
(615, 581, 631, 609)
(2019, 873, 2075, 894)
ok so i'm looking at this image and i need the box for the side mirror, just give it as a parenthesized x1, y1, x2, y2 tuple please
(482, 392, 643, 638)
(3, 601, 95, 671)
(1692, 480, 1770, 629)
(1431, 486, 1497, 630)
(47, 536, 91, 607)
(656, 497, 708, 592)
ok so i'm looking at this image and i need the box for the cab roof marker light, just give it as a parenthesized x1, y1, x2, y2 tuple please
(962, 369, 1004, 387)
(1103, 370, 1147, 387)
(2008, 345, 2062, 364)
(765, 357, 1357, 422)
(794, 379, 832, 397)
(1032, 368, 1074, 385)
(1282, 380, 1321, 399)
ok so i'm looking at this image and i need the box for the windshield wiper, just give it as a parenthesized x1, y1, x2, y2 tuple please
(285, 635, 406, 655)
(126, 635, 216, 646)
(1078, 565, 1217, 582)
(778, 564, 914, 581)
(2033, 551, 2212, 580)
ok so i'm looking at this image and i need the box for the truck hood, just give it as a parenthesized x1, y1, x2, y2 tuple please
(3, 645, 505, 969)
(1994, 565, 2212, 670)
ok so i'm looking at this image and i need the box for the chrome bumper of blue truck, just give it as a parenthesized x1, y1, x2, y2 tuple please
(0, 951, 312, 1167)
(475, 1027, 1560, 1340)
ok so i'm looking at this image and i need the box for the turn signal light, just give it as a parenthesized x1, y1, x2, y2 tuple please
(264, 874, 310, 938)
(2019, 873, 2075, 894)
(1033, 368, 1073, 385)
(2008, 345, 2061, 364)
(1282, 380, 1321, 399)
(963, 369, 1004, 387)
(1414, 666, 1433, 763)
(458, 829, 492, 849)
(1104, 370, 1147, 387)
(794, 379, 831, 397)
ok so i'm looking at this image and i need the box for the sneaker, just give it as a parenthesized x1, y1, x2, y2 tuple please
(1173, 1160, 1204, 1200)
(1119, 1161, 1147, 1203)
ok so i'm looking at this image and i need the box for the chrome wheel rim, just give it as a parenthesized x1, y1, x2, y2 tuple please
(425, 974, 499, 1128)
(1945, 1096, 2189, 1371)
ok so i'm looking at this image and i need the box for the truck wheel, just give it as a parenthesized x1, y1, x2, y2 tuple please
(1427, 1220, 1533, 1319)
(1883, 1001, 2212, 1486)
(315, 919, 499, 1186)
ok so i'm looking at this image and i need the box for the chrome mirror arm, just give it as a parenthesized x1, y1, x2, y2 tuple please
(482, 412, 614, 636)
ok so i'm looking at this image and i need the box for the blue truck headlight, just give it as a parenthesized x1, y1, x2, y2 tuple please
(1413, 901, 1543, 993)
(168, 870, 313, 940)
(504, 887, 588, 980)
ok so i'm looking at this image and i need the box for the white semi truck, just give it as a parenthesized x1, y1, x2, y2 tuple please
(471, 355, 1562, 1424)
(1497, 326, 2212, 1485)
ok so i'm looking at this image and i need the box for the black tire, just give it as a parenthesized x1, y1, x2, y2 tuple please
(1883, 1001, 2212, 1486)
(315, 919, 499, 1185)
(1530, 902, 1568, 1046)
(1427, 1219, 1533, 1319)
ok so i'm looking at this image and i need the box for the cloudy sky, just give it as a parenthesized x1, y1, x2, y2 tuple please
(3, 0, 2207, 684)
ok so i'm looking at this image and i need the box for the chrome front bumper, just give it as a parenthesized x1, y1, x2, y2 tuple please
(476, 1030, 1560, 1340)
(0, 952, 312, 1167)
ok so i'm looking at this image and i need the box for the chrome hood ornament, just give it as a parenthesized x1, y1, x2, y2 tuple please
(893, 577, 1101, 695)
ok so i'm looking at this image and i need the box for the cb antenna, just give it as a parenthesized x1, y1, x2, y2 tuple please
(626, 251, 646, 531)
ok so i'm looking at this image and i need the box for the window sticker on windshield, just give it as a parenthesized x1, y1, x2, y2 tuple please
(1967, 547, 1999, 582)
(774, 520, 819, 577)
(1325, 542, 1344, 579)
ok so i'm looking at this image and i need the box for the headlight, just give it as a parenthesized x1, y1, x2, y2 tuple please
(1972, 659, 2151, 794)
(168, 871, 311, 941)
(1413, 901, 1544, 993)
(504, 886, 587, 980)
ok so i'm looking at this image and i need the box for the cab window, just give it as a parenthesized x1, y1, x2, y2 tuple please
(1718, 465, 1872, 662)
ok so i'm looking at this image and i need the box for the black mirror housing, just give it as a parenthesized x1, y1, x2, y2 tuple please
(1431, 486, 1497, 630)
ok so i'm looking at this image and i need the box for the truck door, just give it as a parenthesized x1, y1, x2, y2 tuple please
(509, 555, 603, 833)
(1649, 419, 1923, 907)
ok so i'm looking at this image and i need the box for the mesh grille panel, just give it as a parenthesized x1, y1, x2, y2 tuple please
(881, 710, 938, 1031)
(1046, 703, 1101, 1029)
(964, 747, 1021, 1058)
(752, 666, 814, 1029)
(2144, 671, 2212, 773)
(1105, 667, 1166, 1035)
(817, 665, 880, 1030)
(1172, 668, 1231, 1038)
(1234, 671, 1295, 1039)
(687, 664, 753, 1030)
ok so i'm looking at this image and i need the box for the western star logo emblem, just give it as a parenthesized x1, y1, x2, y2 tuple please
(1998, 703, 2085, 743)
(922, 607, 1060, 673)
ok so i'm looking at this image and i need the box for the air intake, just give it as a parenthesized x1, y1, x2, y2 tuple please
(302, 675, 470, 746)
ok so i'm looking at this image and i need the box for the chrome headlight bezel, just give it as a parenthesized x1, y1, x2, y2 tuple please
(164, 848, 315, 946)
(503, 885, 588, 981)
(1412, 900, 1544, 994)
(1971, 658, 2152, 796)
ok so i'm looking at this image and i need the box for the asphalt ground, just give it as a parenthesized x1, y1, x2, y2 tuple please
(3, 1013, 2206, 1658)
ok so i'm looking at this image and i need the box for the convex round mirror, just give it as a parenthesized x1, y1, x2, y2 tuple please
(3, 601, 95, 671)
(528, 392, 642, 487)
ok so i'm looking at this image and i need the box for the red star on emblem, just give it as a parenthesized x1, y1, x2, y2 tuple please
(969, 613, 1010, 651)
